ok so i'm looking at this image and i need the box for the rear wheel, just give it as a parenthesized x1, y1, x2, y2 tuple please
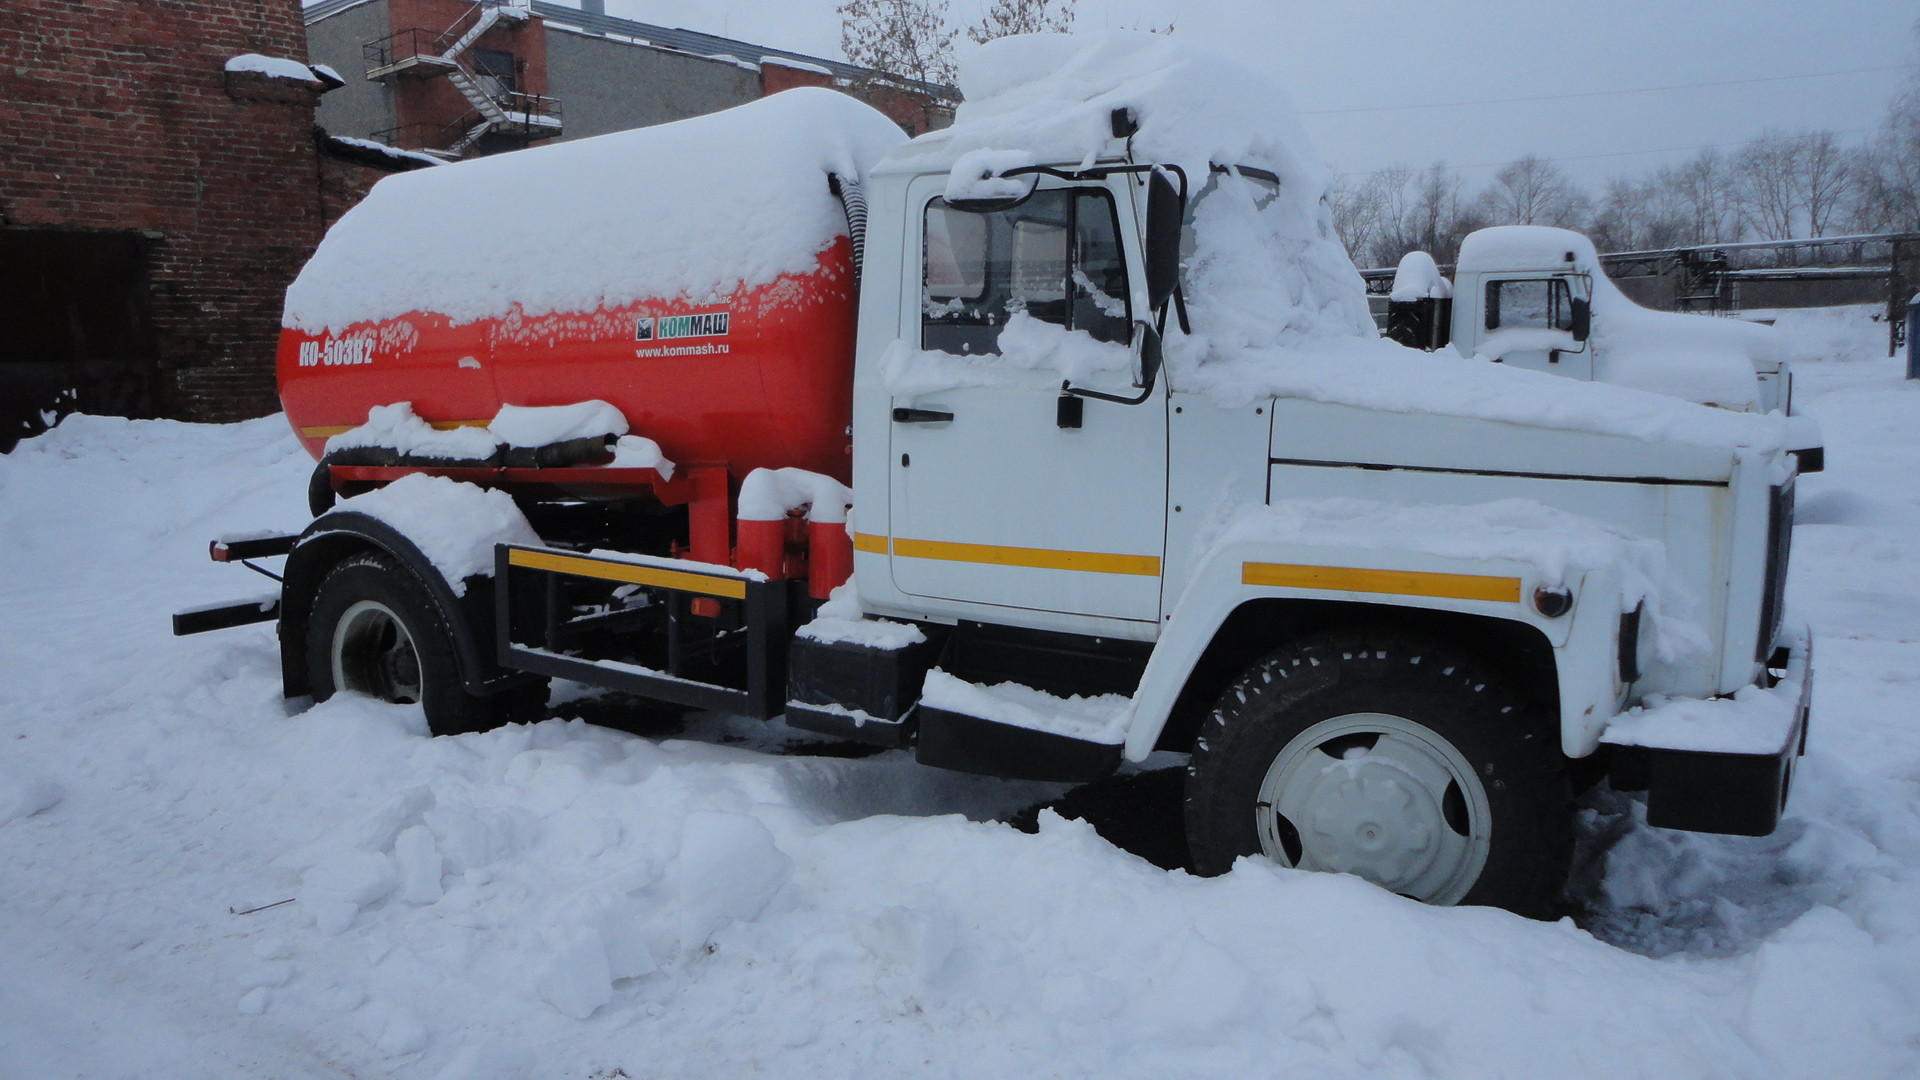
(1184, 631, 1571, 917)
(307, 553, 543, 735)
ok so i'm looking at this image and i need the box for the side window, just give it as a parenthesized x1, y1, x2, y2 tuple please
(922, 189, 1130, 355)
(1485, 278, 1572, 332)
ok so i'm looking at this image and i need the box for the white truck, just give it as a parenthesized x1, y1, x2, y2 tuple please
(178, 33, 1813, 920)
(1384, 227, 1824, 470)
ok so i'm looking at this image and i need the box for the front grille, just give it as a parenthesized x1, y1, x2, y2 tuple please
(1756, 479, 1794, 661)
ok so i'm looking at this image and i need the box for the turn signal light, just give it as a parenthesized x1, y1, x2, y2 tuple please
(1533, 586, 1573, 618)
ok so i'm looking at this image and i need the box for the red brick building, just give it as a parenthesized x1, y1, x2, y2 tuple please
(0, 0, 423, 447)
(307, 0, 956, 160)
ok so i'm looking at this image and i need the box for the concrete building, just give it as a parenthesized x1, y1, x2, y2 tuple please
(1, 0, 430, 447)
(304, 0, 957, 160)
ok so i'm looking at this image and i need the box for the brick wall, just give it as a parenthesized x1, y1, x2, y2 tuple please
(1, 0, 326, 423)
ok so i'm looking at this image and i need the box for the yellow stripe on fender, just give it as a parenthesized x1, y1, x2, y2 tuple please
(891, 537, 1160, 577)
(852, 532, 888, 554)
(508, 548, 748, 599)
(1242, 562, 1521, 603)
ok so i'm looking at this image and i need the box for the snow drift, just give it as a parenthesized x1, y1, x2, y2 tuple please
(2, 311, 1920, 1077)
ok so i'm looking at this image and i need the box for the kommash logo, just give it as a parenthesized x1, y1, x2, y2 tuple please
(635, 311, 729, 341)
(635, 310, 731, 357)
(296, 336, 375, 367)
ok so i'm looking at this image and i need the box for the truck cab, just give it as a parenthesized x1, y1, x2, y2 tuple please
(1389, 226, 1803, 419)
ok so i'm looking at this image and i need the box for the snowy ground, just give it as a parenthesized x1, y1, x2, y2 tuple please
(3, 305, 1918, 1079)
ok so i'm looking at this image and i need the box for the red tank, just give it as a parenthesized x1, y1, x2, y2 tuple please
(275, 236, 856, 485)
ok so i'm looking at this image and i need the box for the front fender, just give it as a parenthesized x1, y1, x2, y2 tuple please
(1122, 540, 1629, 761)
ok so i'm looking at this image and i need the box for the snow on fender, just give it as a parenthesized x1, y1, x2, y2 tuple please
(331, 473, 540, 596)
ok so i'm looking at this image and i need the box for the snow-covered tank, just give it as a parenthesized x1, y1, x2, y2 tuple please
(276, 89, 908, 485)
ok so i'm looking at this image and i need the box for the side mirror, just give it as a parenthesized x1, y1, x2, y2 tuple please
(1144, 169, 1182, 313)
(1137, 320, 1162, 389)
(1569, 297, 1591, 342)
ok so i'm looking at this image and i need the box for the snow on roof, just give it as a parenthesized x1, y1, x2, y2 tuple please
(224, 53, 319, 81)
(762, 56, 833, 76)
(1389, 250, 1452, 302)
(881, 32, 1375, 361)
(327, 135, 442, 169)
(1456, 226, 1588, 274)
(882, 32, 1328, 187)
(284, 88, 906, 333)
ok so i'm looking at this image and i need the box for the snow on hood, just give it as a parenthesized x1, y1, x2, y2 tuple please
(284, 88, 908, 333)
(1460, 226, 1782, 411)
(1188, 334, 1794, 453)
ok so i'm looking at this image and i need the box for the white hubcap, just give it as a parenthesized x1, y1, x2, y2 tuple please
(331, 599, 422, 704)
(1255, 712, 1490, 905)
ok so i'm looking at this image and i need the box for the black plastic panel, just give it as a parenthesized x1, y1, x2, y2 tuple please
(788, 629, 943, 723)
(915, 706, 1121, 783)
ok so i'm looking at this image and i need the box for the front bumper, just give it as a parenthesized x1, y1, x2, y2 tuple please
(1600, 629, 1813, 837)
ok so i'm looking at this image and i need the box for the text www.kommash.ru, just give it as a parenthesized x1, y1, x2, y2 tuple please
(635, 343, 730, 358)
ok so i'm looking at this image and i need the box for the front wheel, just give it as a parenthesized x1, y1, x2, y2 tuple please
(1184, 631, 1571, 917)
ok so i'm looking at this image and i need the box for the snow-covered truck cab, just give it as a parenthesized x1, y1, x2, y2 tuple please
(177, 33, 1811, 921)
(1388, 226, 1823, 470)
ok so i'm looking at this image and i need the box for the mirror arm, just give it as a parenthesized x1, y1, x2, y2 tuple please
(1062, 320, 1161, 405)
(1062, 376, 1155, 406)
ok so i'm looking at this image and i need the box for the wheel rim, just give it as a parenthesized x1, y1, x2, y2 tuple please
(1255, 712, 1491, 905)
(330, 599, 423, 705)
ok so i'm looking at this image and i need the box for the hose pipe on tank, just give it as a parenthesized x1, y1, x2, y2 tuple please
(829, 172, 869, 286)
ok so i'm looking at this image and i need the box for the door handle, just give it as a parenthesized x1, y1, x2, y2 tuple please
(892, 407, 954, 424)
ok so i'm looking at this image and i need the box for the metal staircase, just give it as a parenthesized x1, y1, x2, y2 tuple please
(363, 0, 562, 158)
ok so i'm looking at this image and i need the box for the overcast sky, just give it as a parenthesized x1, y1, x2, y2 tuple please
(597, 0, 1916, 188)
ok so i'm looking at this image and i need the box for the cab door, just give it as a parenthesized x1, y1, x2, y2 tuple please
(886, 176, 1167, 626)
(1479, 275, 1592, 380)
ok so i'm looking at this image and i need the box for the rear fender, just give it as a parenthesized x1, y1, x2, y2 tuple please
(280, 511, 510, 699)
(1121, 539, 1627, 761)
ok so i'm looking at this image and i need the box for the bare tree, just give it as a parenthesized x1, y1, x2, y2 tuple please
(1665, 148, 1743, 245)
(966, 0, 1074, 43)
(1857, 64, 1920, 233)
(1735, 132, 1807, 240)
(1476, 155, 1590, 229)
(1588, 176, 1657, 253)
(839, 0, 959, 86)
(1327, 169, 1390, 263)
(1800, 131, 1852, 237)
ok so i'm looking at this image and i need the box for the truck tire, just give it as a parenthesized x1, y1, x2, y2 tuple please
(1184, 631, 1570, 918)
(307, 552, 512, 736)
